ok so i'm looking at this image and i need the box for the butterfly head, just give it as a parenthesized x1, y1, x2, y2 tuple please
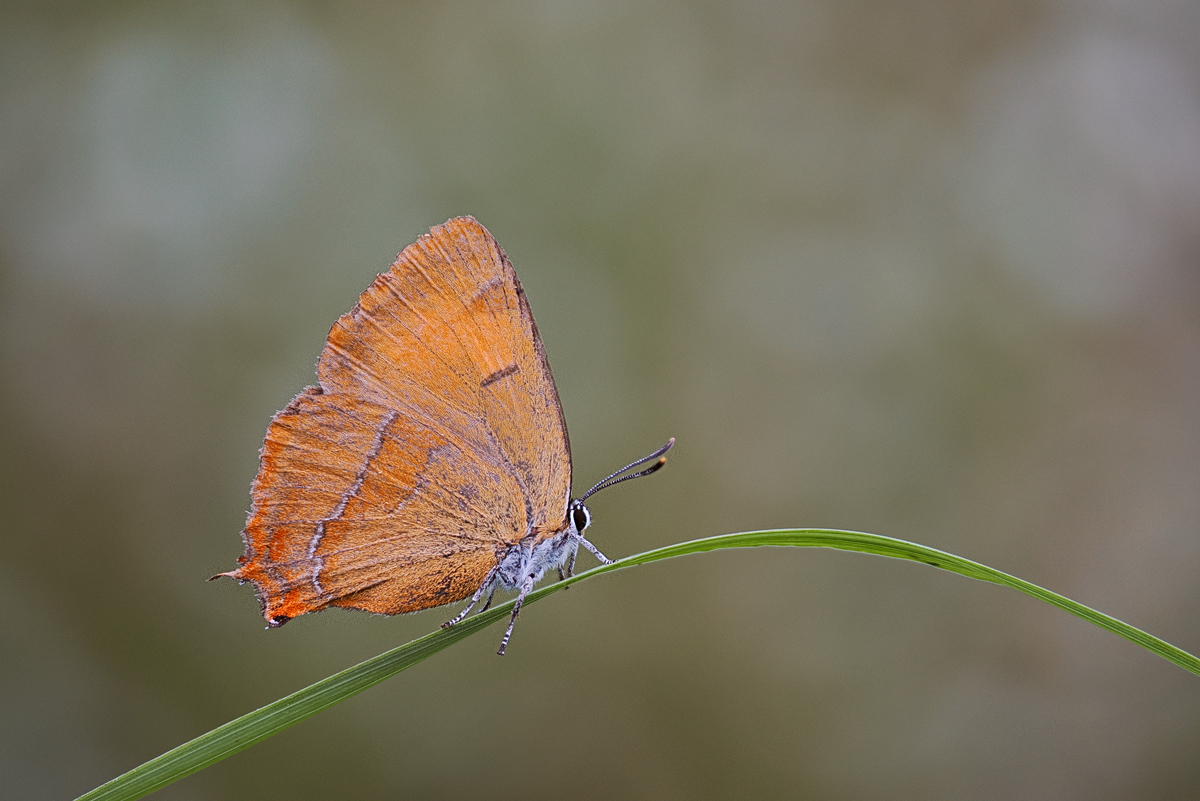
(568, 498, 592, 536)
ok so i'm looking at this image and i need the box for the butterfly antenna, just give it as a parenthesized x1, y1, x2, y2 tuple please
(579, 438, 675, 501)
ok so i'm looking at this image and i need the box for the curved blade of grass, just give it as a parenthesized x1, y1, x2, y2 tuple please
(77, 528, 1200, 801)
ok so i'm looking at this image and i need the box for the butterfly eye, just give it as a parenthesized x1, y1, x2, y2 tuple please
(571, 502, 591, 533)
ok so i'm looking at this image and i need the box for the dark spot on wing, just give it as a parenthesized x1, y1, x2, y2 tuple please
(481, 363, 519, 387)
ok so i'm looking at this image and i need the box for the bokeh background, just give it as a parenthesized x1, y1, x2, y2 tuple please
(3, 2, 1200, 799)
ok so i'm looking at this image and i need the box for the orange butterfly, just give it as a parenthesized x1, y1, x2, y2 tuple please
(216, 217, 672, 654)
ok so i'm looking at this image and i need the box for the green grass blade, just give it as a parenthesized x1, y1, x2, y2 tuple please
(76, 528, 1200, 801)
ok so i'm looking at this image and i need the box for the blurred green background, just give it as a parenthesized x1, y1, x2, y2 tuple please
(3, 2, 1200, 799)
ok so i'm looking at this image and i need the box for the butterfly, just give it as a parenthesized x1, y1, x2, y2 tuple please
(216, 216, 672, 654)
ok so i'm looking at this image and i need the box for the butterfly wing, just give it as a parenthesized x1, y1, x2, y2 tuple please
(225, 217, 572, 624)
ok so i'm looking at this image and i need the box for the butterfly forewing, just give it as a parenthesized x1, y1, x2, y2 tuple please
(228, 217, 572, 624)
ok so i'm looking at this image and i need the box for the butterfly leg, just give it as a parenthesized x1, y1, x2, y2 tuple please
(441, 565, 499, 629)
(478, 584, 497, 613)
(497, 575, 535, 656)
(578, 536, 613, 565)
(556, 549, 577, 586)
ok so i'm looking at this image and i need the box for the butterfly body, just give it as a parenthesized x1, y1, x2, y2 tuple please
(496, 522, 578, 593)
